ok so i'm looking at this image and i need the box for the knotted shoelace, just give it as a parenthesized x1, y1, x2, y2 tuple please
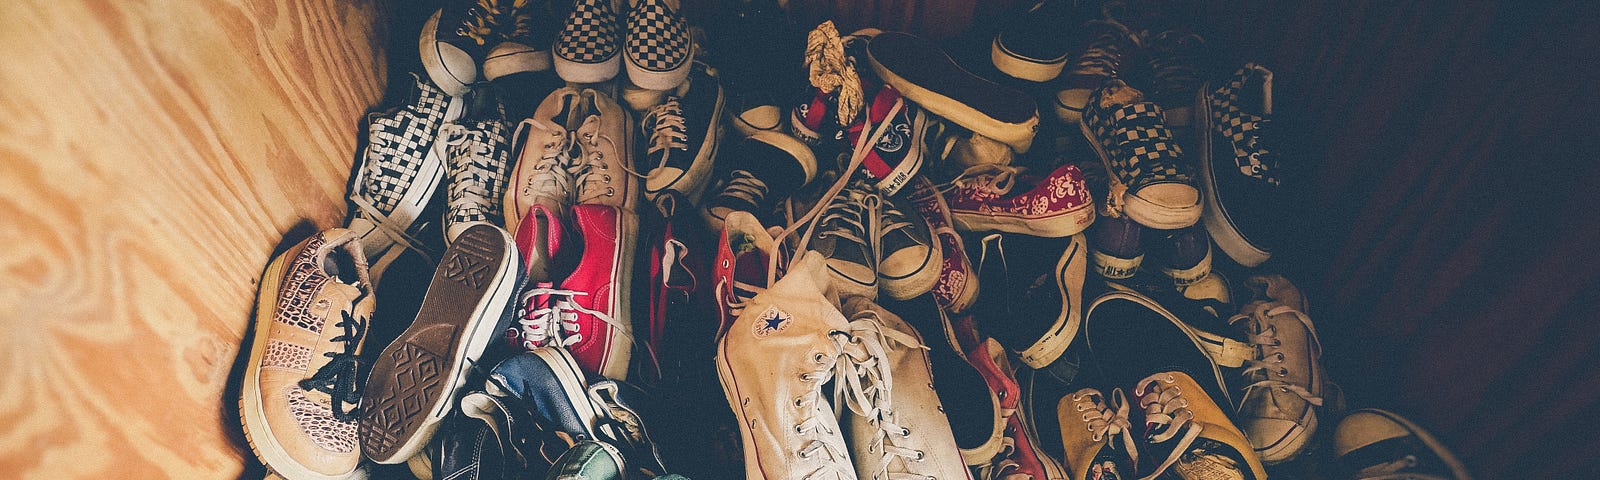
(831, 312, 932, 480)
(1072, 388, 1139, 468)
(298, 285, 369, 421)
(1135, 374, 1203, 480)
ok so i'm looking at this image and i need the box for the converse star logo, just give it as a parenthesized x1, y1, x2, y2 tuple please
(753, 305, 791, 338)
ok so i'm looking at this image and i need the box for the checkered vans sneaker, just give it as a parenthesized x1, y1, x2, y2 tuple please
(624, 0, 693, 90)
(442, 114, 513, 242)
(347, 72, 464, 280)
(554, 0, 622, 83)
(1210, 63, 1277, 184)
(1198, 63, 1281, 267)
(1081, 79, 1201, 229)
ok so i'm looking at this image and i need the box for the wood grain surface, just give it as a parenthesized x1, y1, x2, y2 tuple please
(0, 0, 387, 477)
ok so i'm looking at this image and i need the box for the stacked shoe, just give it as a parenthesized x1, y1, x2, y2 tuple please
(1230, 275, 1327, 464)
(432, 347, 605, 479)
(700, 129, 818, 232)
(1081, 79, 1202, 229)
(970, 232, 1089, 370)
(421, 0, 561, 95)
(945, 163, 1097, 238)
(905, 176, 979, 313)
(1333, 409, 1473, 480)
(553, 0, 694, 90)
(806, 179, 940, 301)
(640, 62, 725, 207)
(991, 0, 1077, 82)
(1052, 20, 1139, 126)
(866, 30, 1039, 154)
(1199, 63, 1284, 267)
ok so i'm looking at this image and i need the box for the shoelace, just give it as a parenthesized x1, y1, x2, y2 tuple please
(573, 115, 619, 204)
(816, 184, 876, 259)
(443, 123, 500, 221)
(877, 195, 921, 258)
(1147, 30, 1206, 99)
(944, 164, 1025, 198)
(792, 338, 856, 480)
(1073, 389, 1140, 468)
(830, 313, 931, 480)
(714, 170, 770, 209)
(644, 98, 689, 165)
(298, 286, 369, 421)
(1230, 305, 1324, 411)
(455, 0, 504, 45)
(347, 194, 434, 264)
(512, 285, 582, 349)
(1135, 374, 1204, 480)
(1067, 20, 1135, 78)
(804, 21, 864, 126)
(524, 124, 576, 202)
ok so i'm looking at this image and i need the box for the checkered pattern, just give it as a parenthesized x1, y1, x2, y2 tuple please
(556, 0, 621, 64)
(350, 73, 453, 220)
(443, 116, 512, 232)
(1210, 63, 1278, 184)
(1083, 81, 1190, 191)
(626, 0, 691, 72)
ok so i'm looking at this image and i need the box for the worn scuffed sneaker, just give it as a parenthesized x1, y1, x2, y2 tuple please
(808, 180, 879, 300)
(1198, 63, 1283, 267)
(554, 0, 623, 83)
(419, 0, 501, 96)
(1053, 20, 1138, 125)
(1144, 28, 1207, 128)
(483, 0, 561, 81)
(1081, 288, 1253, 410)
(572, 89, 639, 211)
(588, 379, 672, 476)
(795, 82, 934, 196)
(504, 203, 567, 351)
(545, 441, 627, 480)
(906, 176, 979, 313)
(991, 0, 1077, 82)
(430, 410, 522, 480)
(1057, 388, 1138, 480)
(504, 87, 581, 233)
(240, 229, 372, 480)
(922, 310, 1005, 466)
(347, 73, 465, 281)
(1333, 409, 1473, 480)
(624, 0, 694, 90)
(1081, 79, 1202, 229)
(442, 113, 513, 242)
(1230, 274, 1326, 464)
(972, 233, 1089, 369)
(977, 339, 1068, 480)
(945, 163, 1097, 238)
(716, 252, 858, 479)
(867, 31, 1039, 153)
(361, 224, 521, 464)
(711, 211, 778, 337)
(641, 62, 724, 206)
(1134, 371, 1268, 480)
(440, 348, 605, 480)
(1089, 214, 1144, 280)
(837, 296, 973, 480)
(701, 130, 817, 232)
(957, 337, 1018, 467)
(876, 192, 940, 301)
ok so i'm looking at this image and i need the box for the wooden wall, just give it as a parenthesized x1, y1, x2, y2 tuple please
(0, 0, 387, 477)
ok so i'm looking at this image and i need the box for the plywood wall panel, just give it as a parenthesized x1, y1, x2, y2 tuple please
(0, 0, 386, 477)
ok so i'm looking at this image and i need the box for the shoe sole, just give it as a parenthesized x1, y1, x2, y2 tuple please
(239, 254, 368, 480)
(990, 35, 1067, 82)
(360, 224, 519, 463)
(532, 347, 604, 438)
(555, 52, 621, 84)
(868, 32, 1039, 153)
(483, 43, 552, 82)
(596, 209, 638, 380)
(1015, 234, 1086, 369)
(418, 11, 476, 96)
(1076, 113, 1201, 230)
(644, 76, 724, 204)
(1256, 408, 1317, 465)
(951, 201, 1095, 238)
(1196, 85, 1272, 267)
(879, 217, 943, 301)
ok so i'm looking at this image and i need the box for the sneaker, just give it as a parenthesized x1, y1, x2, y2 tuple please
(1056, 388, 1138, 480)
(554, 0, 623, 83)
(572, 89, 639, 210)
(977, 339, 1068, 480)
(504, 87, 582, 234)
(483, 0, 561, 81)
(972, 233, 1089, 370)
(1080, 288, 1251, 410)
(1052, 20, 1138, 125)
(877, 192, 940, 301)
(588, 379, 671, 476)
(837, 295, 972, 480)
(441, 113, 513, 242)
(1144, 29, 1207, 128)
(505, 204, 568, 351)
(866, 31, 1040, 153)
(1081, 79, 1202, 229)
(795, 82, 934, 196)
(929, 316, 1007, 466)
(716, 251, 857, 479)
(1089, 214, 1144, 280)
(1151, 225, 1213, 289)
(1333, 409, 1473, 480)
(641, 62, 724, 205)
(419, 1, 503, 96)
(1230, 275, 1326, 464)
(946, 163, 1097, 238)
(360, 224, 521, 464)
(1198, 63, 1282, 267)
(711, 211, 778, 338)
(347, 73, 464, 280)
(240, 229, 371, 480)
(472, 348, 605, 444)
(906, 176, 979, 313)
(546, 441, 627, 480)
(431, 412, 522, 480)
(958, 338, 1017, 466)
(701, 130, 818, 231)
(624, 0, 694, 90)
(1133, 371, 1267, 480)
(441, 350, 598, 479)
(557, 204, 637, 380)
(991, 0, 1076, 82)
(808, 180, 879, 299)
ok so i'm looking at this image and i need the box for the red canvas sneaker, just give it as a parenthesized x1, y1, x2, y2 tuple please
(711, 211, 779, 339)
(906, 176, 979, 313)
(558, 204, 637, 380)
(946, 162, 1096, 238)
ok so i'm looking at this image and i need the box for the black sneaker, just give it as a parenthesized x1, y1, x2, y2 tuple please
(1150, 224, 1213, 289)
(420, 0, 503, 96)
(877, 194, 940, 301)
(701, 131, 817, 231)
(970, 232, 1088, 370)
(1053, 19, 1139, 126)
(641, 62, 724, 207)
(1144, 28, 1207, 128)
(867, 31, 1040, 153)
(808, 180, 879, 299)
(1198, 63, 1282, 267)
(483, 0, 562, 81)
(991, 0, 1077, 82)
(1081, 79, 1202, 229)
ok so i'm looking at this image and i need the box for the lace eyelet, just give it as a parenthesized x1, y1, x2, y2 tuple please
(794, 397, 804, 407)
(914, 451, 925, 461)
(900, 427, 910, 437)
(813, 352, 827, 363)
(794, 424, 804, 434)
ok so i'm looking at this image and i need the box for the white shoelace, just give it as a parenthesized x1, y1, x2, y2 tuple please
(1230, 305, 1325, 412)
(443, 123, 497, 220)
(793, 342, 856, 480)
(644, 98, 689, 166)
(1135, 374, 1204, 480)
(716, 170, 770, 208)
(524, 127, 576, 204)
(831, 311, 932, 480)
(512, 287, 630, 350)
(1073, 388, 1139, 467)
(573, 115, 621, 204)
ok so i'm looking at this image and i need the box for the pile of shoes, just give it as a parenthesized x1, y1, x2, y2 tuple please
(235, 1, 1473, 479)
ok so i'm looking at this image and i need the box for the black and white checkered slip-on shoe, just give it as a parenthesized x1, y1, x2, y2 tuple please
(347, 72, 465, 281)
(1081, 78, 1202, 230)
(441, 104, 513, 242)
(641, 62, 723, 207)
(624, 0, 693, 90)
(554, 0, 623, 84)
(1198, 63, 1282, 267)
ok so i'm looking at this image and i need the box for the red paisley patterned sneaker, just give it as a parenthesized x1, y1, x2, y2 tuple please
(906, 176, 979, 313)
(946, 163, 1096, 238)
